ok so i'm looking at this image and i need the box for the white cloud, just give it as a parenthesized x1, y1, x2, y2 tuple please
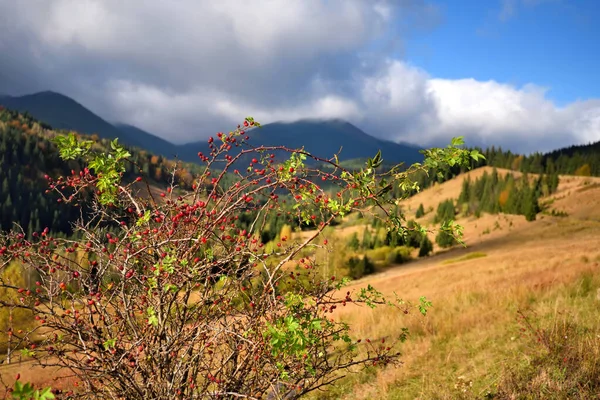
(0, 0, 598, 153)
(352, 60, 599, 152)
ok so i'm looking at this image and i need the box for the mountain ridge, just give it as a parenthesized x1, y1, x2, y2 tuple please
(0, 90, 424, 165)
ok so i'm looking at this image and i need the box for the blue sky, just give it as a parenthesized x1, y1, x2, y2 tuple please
(0, 0, 598, 153)
(405, 0, 599, 105)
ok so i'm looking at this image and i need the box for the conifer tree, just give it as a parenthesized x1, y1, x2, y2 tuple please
(418, 235, 433, 257)
(415, 203, 425, 218)
(347, 232, 360, 250)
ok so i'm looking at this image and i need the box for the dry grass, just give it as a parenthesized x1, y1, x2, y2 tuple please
(0, 360, 79, 395)
(309, 171, 600, 399)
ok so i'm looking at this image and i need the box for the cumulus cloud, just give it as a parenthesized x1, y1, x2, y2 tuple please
(353, 61, 600, 152)
(0, 0, 597, 153)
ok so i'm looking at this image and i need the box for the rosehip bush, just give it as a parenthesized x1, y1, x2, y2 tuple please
(0, 117, 482, 399)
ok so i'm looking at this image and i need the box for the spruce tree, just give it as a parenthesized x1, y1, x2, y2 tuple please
(406, 220, 423, 248)
(458, 177, 471, 205)
(419, 235, 433, 257)
(415, 203, 425, 218)
(523, 186, 540, 221)
(347, 232, 360, 250)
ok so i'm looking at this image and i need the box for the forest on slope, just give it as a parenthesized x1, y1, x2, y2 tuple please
(0, 107, 199, 237)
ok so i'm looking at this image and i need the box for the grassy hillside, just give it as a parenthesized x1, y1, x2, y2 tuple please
(314, 170, 600, 399)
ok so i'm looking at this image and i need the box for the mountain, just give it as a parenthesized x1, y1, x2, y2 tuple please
(0, 91, 128, 140)
(0, 91, 185, 159)
(114, 123, 179, 159)
(180, 119, 423, 166)
(0, 91, 423, 165)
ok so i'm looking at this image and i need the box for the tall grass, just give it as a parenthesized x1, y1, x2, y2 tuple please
(309, 244, 600, 399)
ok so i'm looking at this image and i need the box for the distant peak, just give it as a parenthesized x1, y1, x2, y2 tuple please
(271, 117, 351, 125)
(15, 90, 77, 102)
(34, 90, 70, 99)
(24, 91, 89, 108)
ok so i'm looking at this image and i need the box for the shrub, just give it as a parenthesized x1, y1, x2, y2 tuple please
(386, 246, 412, 265)
(434, 199, 456, 224)
(0, 119, 481, 399)
(346, 256, 375, 280)
(405, 220, 424, 248)
(365, 246, 393, 264)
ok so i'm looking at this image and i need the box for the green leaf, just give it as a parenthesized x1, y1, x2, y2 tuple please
(20, 348, 35, 358)
(399, 327, 409, 343)
(450, 136, 465, 147)
(37, 387, 56, 400)
(137, 210, 151, 226)
(147, 307, 158, 327)
(418, 296, 433, 316)
(373, 150, 382, 168)
(103, 338, 116, 350)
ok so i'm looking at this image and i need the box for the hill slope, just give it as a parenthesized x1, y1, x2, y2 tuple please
(0, 91, 127, 141)
(336, 169, 600, 399)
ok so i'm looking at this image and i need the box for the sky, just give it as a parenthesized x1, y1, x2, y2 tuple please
(0, 0, 598, 153)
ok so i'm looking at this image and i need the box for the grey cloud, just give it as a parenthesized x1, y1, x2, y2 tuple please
(0, 1, 412, 133)
(0, 0, 597, 153)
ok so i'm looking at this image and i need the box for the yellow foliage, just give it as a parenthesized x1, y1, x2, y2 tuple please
(0, 262, 33, 335)
(498, 188, 510, 207)
(154, 168, 163, 181)
(279, 224, 292, 241)
(511, 155, 524, 171)
(575, 164, 591, 177)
